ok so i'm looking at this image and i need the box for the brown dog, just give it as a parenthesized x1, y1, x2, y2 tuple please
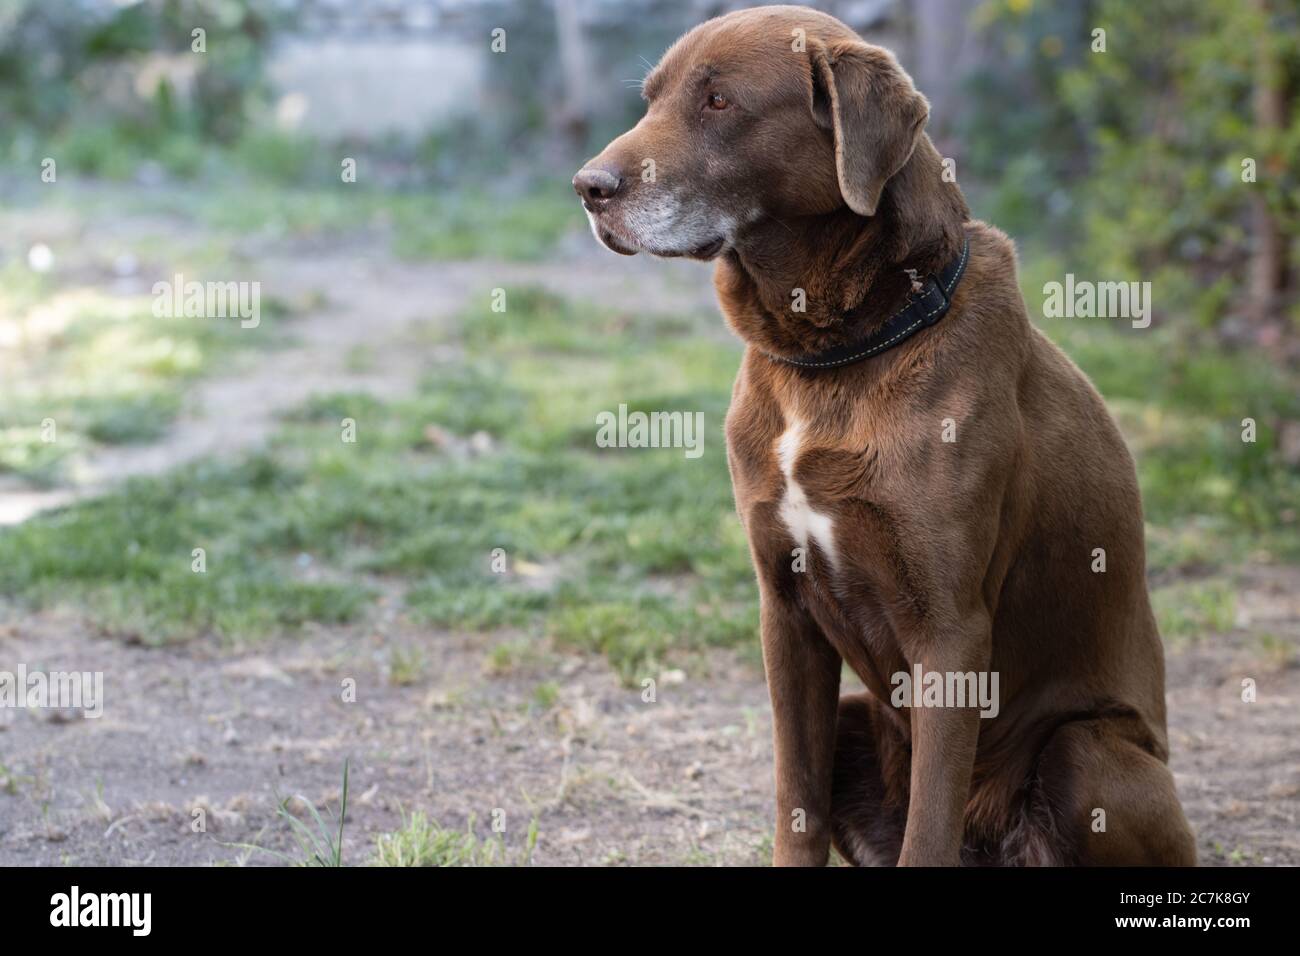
(574, 5, 1195, 866)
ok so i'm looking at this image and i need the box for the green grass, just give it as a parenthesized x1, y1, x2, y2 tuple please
(0, 258, 293, 486)
(9, 118, 583, 263)
(390, 188, 582, 261)
(237, 759, 352, 867)
(532, 681, 560, 710)
(370, 811, 538, 867)
(183, 182, 581, 262)
(38, 119, 567, 235)
(1, 269, 1294, 673)
(0, 455, 373, 644)
(35, 173, 583, 263)
(1152, 577, 1239, 645)
(483, 637, 549, 676)
(388, 645, 427, 687)
(0, 287, 755, 673)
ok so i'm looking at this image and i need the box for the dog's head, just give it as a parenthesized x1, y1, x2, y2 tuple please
(572, 5, 930, 261)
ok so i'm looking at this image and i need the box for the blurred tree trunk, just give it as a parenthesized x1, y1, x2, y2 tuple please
(1247, 0, 1289, 344)
(553, 0, 591, 159)
(909, 0, 985, 155)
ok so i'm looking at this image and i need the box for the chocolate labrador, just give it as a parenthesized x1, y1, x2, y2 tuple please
(573, 5, 1195, 866)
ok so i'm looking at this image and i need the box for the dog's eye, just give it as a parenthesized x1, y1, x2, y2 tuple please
(706, 92, 729, 110)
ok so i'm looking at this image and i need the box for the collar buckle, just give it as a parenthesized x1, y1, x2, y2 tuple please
(919, 276, 949, 325)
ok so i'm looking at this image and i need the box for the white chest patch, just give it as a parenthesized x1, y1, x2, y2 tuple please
(775, 419, 837, 566)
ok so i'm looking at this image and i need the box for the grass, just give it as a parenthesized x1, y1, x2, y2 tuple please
(0, 246, 1295, 672)
(370, 811, 539, 867)
(532, 681, 560, 711)
(0, 456, 374, 644)
(157, 181, 582, 261)
(237, 759, 352, 867)
(388, 645, 427, 687)
(19, 124, 583, 262)
(483, 638, 549, 676)
(1151, 578, 1239, 645)
(0, 287, 756, 674)
(0, 255, 294, 486)
(0, 141, 582, 492)
(21, 170, 582, 265)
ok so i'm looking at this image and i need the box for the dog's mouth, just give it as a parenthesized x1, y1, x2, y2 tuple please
(595, 226, 726, 261)
(595, 225, 639, 257)
(588, 206, 727, 262)
(662, 236, 727, 261)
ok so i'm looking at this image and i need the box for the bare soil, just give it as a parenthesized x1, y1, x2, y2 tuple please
(2, 563, 1296, 867)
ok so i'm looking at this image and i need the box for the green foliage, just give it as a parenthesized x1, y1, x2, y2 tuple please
(230, 130, 323, 184)
(83, 392, 182, 445)
(968, 0, 1300, 328)
(959, 1, 1093, 238)
(1061, 0, 1297, 299)
(0, 0, 288, 155)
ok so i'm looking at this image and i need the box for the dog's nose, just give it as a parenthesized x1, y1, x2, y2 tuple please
(573, 166, 623, 205)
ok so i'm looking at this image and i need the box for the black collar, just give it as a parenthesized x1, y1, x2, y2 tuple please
(763, 235, 970, 371)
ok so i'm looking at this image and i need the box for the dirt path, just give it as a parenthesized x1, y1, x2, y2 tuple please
(0, 228, 717, 525)
(1, 564, 1297, 867)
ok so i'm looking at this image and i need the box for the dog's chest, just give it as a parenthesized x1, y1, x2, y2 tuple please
(774, 419, 838, 566)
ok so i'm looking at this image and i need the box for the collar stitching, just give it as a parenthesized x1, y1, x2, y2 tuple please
(764, 236, 970, 370)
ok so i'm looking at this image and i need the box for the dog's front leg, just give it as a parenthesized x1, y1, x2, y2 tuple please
(760, 594, 842, 866)
(898, 703, 980, 865)
(897, 617, 991, 867)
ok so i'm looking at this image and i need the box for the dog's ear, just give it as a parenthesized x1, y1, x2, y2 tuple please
(809, 39, 929, 217)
